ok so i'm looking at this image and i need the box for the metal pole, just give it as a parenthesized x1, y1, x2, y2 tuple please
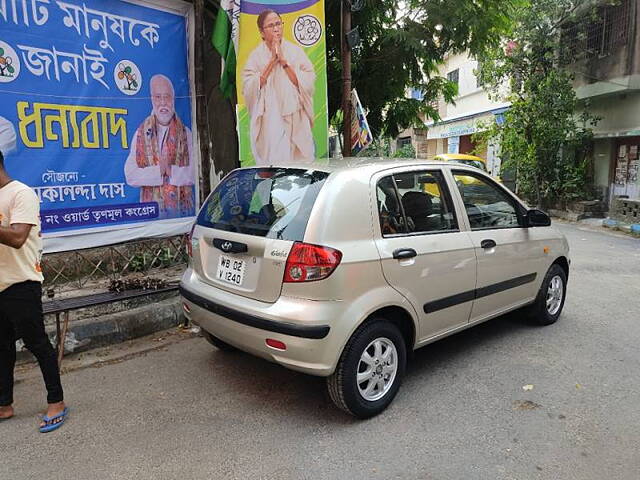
(341, 0, 352, 158)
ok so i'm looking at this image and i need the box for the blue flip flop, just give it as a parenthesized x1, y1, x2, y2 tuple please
(39, 407, 69, 433)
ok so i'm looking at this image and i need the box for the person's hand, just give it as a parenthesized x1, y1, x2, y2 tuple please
(276, 43, 287, 65)
(268, 39, 278, 59)
(276, 45, 289, 68)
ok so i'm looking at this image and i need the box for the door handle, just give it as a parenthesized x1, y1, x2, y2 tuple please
(393, 248, 417, 260)
(481, 239, 496, 249)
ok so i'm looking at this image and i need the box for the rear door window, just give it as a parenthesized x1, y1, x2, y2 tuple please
(197, 168, 329, 241)
(377, 170, 459, 236)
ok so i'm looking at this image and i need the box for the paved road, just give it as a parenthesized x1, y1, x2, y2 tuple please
(2, 223, 640, 480)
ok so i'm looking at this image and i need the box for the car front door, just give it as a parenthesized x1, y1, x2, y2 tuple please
(373, 168, 477, 343)
(450, 169, 543, 322)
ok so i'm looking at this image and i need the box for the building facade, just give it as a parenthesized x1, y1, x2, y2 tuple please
(565, 0, 640, 204)
(396, 52, 509, 178)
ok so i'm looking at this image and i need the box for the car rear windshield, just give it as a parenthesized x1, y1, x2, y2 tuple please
(197, 168, 329, 241)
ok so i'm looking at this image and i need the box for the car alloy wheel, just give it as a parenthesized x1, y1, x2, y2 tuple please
(327, 319, 407, 418)
(546, 275, 564, 316)
(528, 263, 567, 326)
(356, 337, 398, 402)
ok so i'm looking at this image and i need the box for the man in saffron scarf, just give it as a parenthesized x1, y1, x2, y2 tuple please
(242, 9, 316, 166)
(125, 74, 195, 219)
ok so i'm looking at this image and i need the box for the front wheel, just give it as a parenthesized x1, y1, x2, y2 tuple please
(527, 264, 567, 325)
(327, 319, 407, 419)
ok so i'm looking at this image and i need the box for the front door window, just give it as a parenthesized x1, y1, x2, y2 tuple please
(452, 171, 521, 229)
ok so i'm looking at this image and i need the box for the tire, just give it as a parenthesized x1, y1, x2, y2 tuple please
(327, 319, 407, 419)
(203, 331, 238, 352)
(527, 264, 567, 326)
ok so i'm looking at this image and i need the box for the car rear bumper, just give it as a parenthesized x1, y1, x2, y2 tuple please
(180, 286, 330, 340)
(179, 270, 342, 376)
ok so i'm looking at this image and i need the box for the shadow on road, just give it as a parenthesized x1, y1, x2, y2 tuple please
(407, 309, 536, 378)
(190, 309, 540, 424)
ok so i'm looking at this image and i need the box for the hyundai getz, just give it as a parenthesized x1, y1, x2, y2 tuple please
(180, 159, 569, 418)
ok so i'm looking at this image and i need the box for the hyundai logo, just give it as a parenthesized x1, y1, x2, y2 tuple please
(221, 241, 233, 252)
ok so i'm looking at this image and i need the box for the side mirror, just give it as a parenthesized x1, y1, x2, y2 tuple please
(526, 209, 551, 227)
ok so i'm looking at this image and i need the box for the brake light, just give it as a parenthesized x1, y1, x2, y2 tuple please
(283, 242, 342, 283)
(187, 224, 196, 258)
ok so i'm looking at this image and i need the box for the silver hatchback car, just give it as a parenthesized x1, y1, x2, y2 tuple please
(180, 159, 569, 418)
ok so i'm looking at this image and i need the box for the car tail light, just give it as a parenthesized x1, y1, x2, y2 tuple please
(283, 242, 342, 283)
(187, 224, 196, 258)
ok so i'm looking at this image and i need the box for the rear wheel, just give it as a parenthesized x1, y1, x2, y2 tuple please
(327, 319, 406, 418)
(527, 264, 567, 325)
(203, 331, 237, 352)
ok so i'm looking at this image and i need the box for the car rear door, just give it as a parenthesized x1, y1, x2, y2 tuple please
(373, 167, 477, 342)
(190, 167, 329, 303)
(449, 168, 543, 322)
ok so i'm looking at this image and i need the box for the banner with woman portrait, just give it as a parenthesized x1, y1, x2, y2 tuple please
(235, 0, 328, 166)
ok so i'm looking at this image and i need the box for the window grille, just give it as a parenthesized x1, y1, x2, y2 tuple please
(562, 0, 632, 62)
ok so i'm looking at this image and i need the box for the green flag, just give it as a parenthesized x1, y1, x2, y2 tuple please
(212, 0, 240, 99)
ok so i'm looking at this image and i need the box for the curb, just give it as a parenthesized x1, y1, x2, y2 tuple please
(17, 296, 184, 364)
(602, 219, 640, 236)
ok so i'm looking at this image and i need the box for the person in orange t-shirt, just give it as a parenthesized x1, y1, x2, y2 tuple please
(0, 150, 68, 433)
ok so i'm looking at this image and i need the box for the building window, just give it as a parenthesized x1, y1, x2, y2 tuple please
(562, 0, 631, 62)
(409, 88, 424, 100)
(397, 137, 412, 149)
(447, 69, 459, 87)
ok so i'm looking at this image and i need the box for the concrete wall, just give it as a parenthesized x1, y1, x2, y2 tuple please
(587, 92, 640, 136)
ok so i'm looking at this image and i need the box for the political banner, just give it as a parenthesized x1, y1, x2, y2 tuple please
(0, 0, 197, 252)
(235, 0, 328, 166)
(351, 88, 372, 155)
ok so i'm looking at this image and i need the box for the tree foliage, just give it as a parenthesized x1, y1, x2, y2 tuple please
(476, 0, 599, 208)
(325, 0, 522, 139)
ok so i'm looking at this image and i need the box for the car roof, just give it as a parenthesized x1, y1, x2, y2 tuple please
(236, 157, 454, 175)
(434, 153, 486, 162)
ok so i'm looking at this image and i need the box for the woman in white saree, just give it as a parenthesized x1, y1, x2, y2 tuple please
(242, 9, 316, 166)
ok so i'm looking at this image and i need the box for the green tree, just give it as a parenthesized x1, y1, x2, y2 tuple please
(476, 0, 599, 208)
(325, 0, 522, 139)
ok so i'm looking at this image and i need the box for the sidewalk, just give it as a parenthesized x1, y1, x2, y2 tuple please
(552, 215, 640, 237)
(18, 295, 184, 364)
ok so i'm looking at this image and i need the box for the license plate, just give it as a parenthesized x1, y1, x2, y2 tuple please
(216, 255, 246, 286)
